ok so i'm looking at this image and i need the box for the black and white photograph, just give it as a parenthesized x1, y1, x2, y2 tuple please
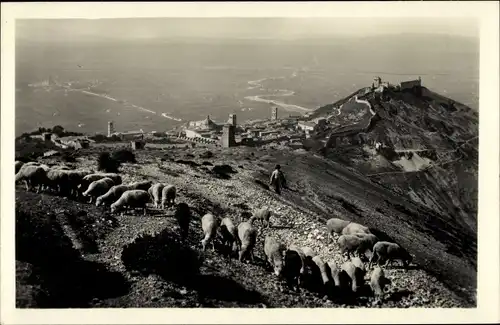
(1, 1, 499, 324)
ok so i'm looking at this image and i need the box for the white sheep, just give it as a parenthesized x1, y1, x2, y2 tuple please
(301, 246, 317, 259)
(237, 221, 258, 263)
(341, 261, 364, 293)
(327, 261, 351, 292)
(161, 185, 176, 209)
(147, 183, 165, 208)
(129, 180, 152, 191)
(288, 244, 306, 275)
(83, 177, 115, 204)
(99, 173, 122, 185)
(264, 235, 286, 276)
(96, 184, 132, 207)
(110, 189, 150, 215)
(351, 256, 367, 282)
(341, 222, 371, 236)
(370, 266, 391, 298)
(312, 255, 330, 286)
(326, 218, 351, 243)
(201, 213, 219, 252)
(15, 165, 48, 193)
(249, 206, 272, 228)
(79, 174, 109, 193)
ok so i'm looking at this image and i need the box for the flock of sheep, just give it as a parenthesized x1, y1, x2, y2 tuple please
(199, 207, 414, 302)
(15, 159, 414, 303)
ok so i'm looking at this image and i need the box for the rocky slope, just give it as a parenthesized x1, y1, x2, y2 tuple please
(15, 143, 476, 308)
(306, 85, 478, 235)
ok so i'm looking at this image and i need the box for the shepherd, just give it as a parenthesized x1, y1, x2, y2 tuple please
(269, 164, 287, 195)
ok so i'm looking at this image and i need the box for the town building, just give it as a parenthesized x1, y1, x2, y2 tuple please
(271, 107, 278, 120)
(228, 114, 237, 127)
(221, 124, 236, 148)
(297, 121, 316, 132)
(188, 115, 223, 131)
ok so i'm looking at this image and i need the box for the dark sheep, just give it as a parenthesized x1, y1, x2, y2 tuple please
(369, 241, 413, 269)
(175, 202, 191, 240)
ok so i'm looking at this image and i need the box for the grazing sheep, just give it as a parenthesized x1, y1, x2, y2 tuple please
(201, 214, 219, 252)
(175, 202, 191, 240)
(15, 165, 47, 193)
(44, 168, 70, 194)
(288, 244, 306, 275)
(327, 262, 351, 292)
(351, 256, 366, 271)
(369, 241, 413, 269)
(161, 185, 177, 209)
(63, 169, 91, 198)
(341, 222, 371, 236)
(338, 234, 378, 259)
(264, 236, 286, 276)
(301, 246, 316, 259)
(237, 221, 258, 263)
(283, 249, 303, 291)
(249, 206, 272, 228)
(219, 217, 239, 256)
(79, 174, 109, 193)
(110, 189, 150, 215)
(147, 183, 165, 208)
(96, 184, 132, 207)
(326, 218, 351, 242)
(341, 261, 365, 293)
(23, 161, 40, 167)
(312, 255, 331, 286)
(83, 177, 115, 204)
(353, 233, 379, 259)
(370, 266, 391, 298)
(15, 161, 24, 174)
(56, 165, 72, 170)
(351, 257, 367, 281)
(99, 173, 122, 185)
(129, 180, 152, 191)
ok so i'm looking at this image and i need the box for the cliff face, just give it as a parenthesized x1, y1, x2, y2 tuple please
(308, 86, 478, 234)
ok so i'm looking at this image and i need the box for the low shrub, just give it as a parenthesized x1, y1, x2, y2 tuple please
(97, 152, 121, 173)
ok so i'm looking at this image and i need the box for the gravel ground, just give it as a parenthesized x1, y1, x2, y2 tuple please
(15, 145, 475, 308)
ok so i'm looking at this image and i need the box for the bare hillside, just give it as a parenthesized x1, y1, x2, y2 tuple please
(15, 144, 475, 308)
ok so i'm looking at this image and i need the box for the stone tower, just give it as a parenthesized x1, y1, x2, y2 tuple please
(228, 114, 237, 127)
(271, 107, 278, 120)
(221, 124, 236, 148)
(107, 121, 115, 137)
(374, 76, 382, 88)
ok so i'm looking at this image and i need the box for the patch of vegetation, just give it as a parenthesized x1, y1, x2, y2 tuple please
(111, 149, 137, 163)
(97, 152, 121, 173)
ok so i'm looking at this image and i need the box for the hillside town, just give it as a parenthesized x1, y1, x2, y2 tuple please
(34, 76, 425, 156)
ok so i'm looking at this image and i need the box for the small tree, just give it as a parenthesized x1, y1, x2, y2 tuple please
(52, 125, 65, 137)
(97, 152, 121, 173)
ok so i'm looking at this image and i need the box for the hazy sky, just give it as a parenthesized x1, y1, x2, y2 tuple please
(16, 18, 479, 42)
